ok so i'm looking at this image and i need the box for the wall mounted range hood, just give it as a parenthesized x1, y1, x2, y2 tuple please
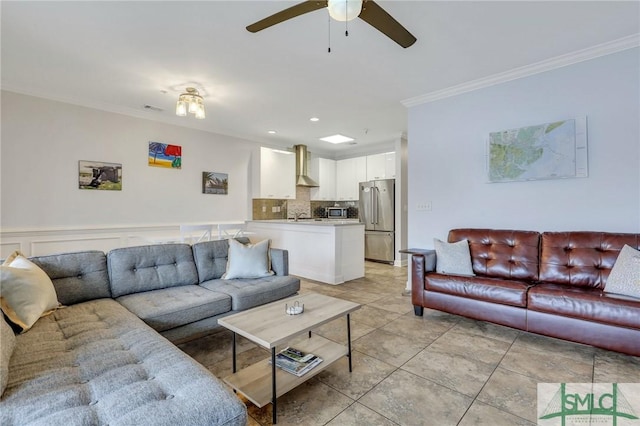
(294, 144, 319, 187)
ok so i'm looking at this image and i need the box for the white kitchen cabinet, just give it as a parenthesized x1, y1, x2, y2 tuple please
(384, 152, 396, 179)
(310, 157, 336, 200)
(259, 147, 296, 199)
(336, 157, 367, 201)
(366, 152, 395, 180)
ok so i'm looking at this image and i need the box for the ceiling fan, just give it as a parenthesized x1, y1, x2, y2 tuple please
(246, 0, 417, 49)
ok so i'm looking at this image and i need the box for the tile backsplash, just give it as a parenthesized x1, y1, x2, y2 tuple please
(252, 187, 359, 220)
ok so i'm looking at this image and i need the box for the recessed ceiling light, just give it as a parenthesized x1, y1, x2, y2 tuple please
(320, 134, 355, 144)
(310, 117, 320, 122)
(268, 130, 277, 134)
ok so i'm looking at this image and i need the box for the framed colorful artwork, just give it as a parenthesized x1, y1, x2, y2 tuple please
(148, 141, 182, 169)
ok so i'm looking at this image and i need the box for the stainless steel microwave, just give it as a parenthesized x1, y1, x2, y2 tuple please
(327, 207, 348, 219)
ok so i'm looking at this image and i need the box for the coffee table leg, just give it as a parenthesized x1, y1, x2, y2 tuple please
(347, 313, 353, 372)
(232, 332, 237, 373)
(272, 347, 277, 424)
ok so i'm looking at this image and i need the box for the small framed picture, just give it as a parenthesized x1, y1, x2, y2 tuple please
(202, 172, 228, 195)
(79, 160, 122, 190)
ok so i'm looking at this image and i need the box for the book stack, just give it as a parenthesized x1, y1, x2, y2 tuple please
(272, 347, 323, 377)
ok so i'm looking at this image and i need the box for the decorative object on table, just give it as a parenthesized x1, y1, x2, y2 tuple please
(148, 141, 182, 169)
(78, 160, 122, 190)
(202, 172, 228, 195)
(175, 87, 205, 119)
(487, 117, 588, 183)
(285, 301, 304, 315)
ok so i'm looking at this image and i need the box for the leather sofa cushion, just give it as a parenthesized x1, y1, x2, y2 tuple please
(539, 232, 640, 289)
(425, 274, 530, 307)
(528, 283, 640, 329)
(449, 229, 540, 281)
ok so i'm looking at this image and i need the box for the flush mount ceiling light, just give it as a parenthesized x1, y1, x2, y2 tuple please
(176, 87, 205, 119)
(309, 117, 320, 122)
(327, 0, 362, 22)
(268, 130, 277, 134)
(320, 134, 355, 144)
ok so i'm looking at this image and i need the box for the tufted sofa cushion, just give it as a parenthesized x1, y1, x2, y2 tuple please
(201, 275, 301, 311)
(107, 244, 199, 298)
(116, 286, 231, 332)
(191, 238, 250, 283)
(30, 251, 110, 305)
(539, 232, 640, 289)
(0, 299, 247, 426)
(449, 229, 540, 281)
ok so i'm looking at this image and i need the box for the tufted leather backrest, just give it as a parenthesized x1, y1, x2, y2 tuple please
(107, 244, 199, 297)
(539, 231, 640, 289)
(449, 229, 540, 281)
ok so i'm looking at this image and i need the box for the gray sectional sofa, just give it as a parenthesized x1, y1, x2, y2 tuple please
(1, 239, 300, 425)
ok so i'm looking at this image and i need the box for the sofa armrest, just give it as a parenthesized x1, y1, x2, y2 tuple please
(411, 250, 436, 310)
(269, 248, 289, 276)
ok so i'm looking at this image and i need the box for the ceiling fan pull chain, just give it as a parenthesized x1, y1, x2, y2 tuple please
(345, 0, 349, 37)
(328, 14, 331, 53)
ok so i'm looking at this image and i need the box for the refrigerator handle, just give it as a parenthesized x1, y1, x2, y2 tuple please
(373, 187, 379, 224)
(369, 187, 375, 224)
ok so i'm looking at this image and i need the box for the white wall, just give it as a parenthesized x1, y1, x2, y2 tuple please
(1, 91, 257, 231)
(407, 48, 640, 249)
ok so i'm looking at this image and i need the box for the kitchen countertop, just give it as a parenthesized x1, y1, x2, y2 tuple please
(247, 219, 362, 226)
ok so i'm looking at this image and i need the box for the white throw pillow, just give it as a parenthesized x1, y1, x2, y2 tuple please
(604, 245, 640, 299)
(434, 238, 475, 276)
(0, 251, 60, 332)
(222, 239, 274, 280)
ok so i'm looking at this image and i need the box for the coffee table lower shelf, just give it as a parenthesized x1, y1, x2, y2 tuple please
(223, 334, 347, 408)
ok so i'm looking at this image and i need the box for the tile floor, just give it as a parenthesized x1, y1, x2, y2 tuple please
(179, 262, 640, 426)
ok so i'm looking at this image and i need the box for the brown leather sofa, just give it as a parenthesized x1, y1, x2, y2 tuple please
(411, 229, 640, 356)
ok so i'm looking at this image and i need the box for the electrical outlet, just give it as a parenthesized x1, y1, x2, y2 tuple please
(416, 202, 432, 211)
(262, 206, 267, 213)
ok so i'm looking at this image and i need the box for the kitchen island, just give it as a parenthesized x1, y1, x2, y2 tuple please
(247, 219, 364, 285)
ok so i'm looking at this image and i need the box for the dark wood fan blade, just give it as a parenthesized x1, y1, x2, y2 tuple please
(358, 0, 416, 48)
(247, 0, 328, 33)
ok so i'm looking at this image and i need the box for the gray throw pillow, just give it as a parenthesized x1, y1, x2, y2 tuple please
(604, 244, 640, 299)
(222, 238, 274, 279)
(434, 238, 475, 276)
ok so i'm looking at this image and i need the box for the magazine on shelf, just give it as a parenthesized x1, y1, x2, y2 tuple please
(270, 347, 323, 377)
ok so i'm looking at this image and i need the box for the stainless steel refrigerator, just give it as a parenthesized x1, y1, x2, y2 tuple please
(359, 179, 395, 263)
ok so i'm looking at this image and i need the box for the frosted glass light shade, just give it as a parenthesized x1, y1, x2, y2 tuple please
(327, 0, 362, 22)
(176, 100, 187, 116)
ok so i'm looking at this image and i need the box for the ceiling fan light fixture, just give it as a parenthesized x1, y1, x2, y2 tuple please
(327, 0, 362, 22)
(176, 87, 206, 119)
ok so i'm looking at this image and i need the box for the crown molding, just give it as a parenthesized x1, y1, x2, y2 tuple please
(401, 34, 640, 108)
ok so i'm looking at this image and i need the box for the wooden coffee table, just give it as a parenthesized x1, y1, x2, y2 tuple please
(218, 293, 361, 424)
